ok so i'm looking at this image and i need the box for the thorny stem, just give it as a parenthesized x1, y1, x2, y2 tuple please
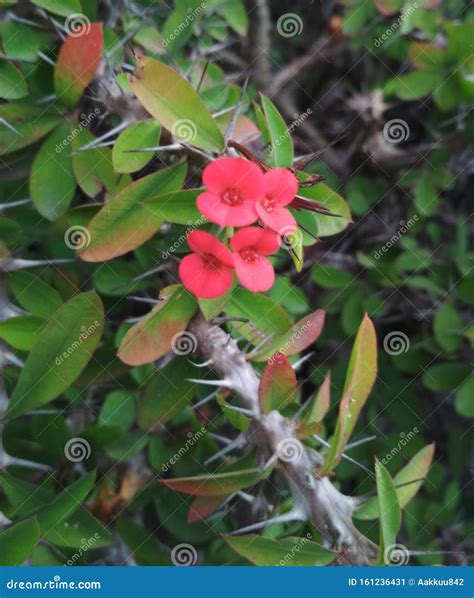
(189, 312, 377, 566)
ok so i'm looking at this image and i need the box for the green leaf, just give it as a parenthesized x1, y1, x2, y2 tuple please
(144, 189, 202, 224)
(433, 302, 463, 352)
(307, 372, 331, 424)
(414, 174, 439, 216)
(0, 518, 40, 566)
(129, 57, 224, 152)
(259, 353, 297, 413)
(321, 314, 377, 474)
(455, 376, 474, 418)
(44, 509, 112, 549)
(224, 289, 292, 346)
(295, 183, 352, 239)
(260, 94, 293, 168)
(355, 444, 435, 519)
(138, 358, 198, 428)
(0, 315, 44, 351)
(112, 119, 161, 173)
(7, 292, 104, 419)
(312, 265, 354, 289)
(422, 363, 470, 392)
(161, 467, 272, 496)
(8, 271, 63, 318)
(118, 285, 197, 366)
(34, 471, 96, 534)
(1, 23, 47, 62)
(80, 163, 187, 262)
(71, 125, 124, 197)
(117, 519, 170, 565)
(215, 0, 248, 35)
(99, 390, 137, 431)
(385, 70, 443, 101)
(30, 123, 76, 220)
(375, 460, 401, 564)
(30, 0, 81, 16)
(224, 535, 335, 566)
(0, 61, 28, 99)
(0, 103, 62, 155)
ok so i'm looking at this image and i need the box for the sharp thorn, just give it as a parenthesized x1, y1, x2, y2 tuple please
(188, 378, 229, 388)
(0, 118, 23, 137)
(292, 352, 315, 371)
(345, 435, 377, 451)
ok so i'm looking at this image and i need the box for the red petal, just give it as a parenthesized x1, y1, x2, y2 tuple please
(197, 191, 258, 227)
(179, 254, 233, 298)
(233, 253, 275, 292)
(262, 168, 298, 207)
(203, 157, 264, 200)
(230, 227, 279, 256)
(255, 204, 297, 236)
(186, 230, 234, 267)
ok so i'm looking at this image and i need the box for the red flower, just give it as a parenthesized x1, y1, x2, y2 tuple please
(179, 230, 234, 299)
(256, 168, 298, 234)
(197, 157, 263, 226)
(230, 227, 279, 293)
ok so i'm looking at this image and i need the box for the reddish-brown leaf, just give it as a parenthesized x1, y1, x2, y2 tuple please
(188, 495, 227, 523)
(55, 23, 103, 108)
(258, 353, 297, 414)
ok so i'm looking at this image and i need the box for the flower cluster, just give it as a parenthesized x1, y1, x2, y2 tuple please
(179, 157, 299, 298)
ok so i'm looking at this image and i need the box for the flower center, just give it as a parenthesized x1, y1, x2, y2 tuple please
(221, 188, 243, 206)
(261, 195, 276, 212)
(240, 248, 259, 263)
(201, 253, 220, 270)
